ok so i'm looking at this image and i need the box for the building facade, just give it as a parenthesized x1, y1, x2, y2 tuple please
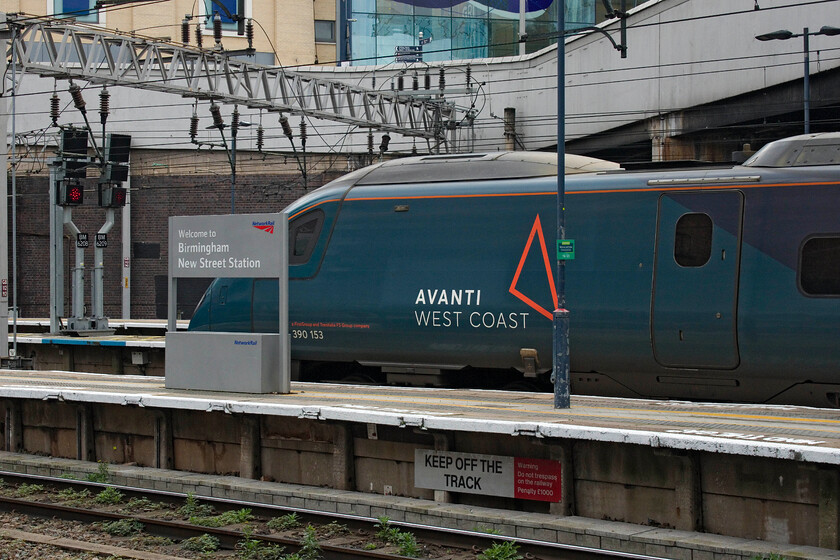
(338, 0, 646, 65)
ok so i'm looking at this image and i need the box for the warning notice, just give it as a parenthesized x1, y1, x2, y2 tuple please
(414, 450, 561, 502)
(514, 457, 561, 501)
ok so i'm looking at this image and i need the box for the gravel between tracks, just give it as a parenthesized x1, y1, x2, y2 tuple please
(0, 486, 480, 560)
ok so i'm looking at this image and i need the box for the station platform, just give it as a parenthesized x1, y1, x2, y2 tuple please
(0, 369, 838, 558)
(6, 319, 174, 375)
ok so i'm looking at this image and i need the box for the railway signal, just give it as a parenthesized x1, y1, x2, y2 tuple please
(98, 134, 131, 207)
(98, 184, 127, 208)
(57, 182, 84, 206)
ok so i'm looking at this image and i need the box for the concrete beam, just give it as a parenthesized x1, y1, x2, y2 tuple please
(3, 400, 22, 453)
(154, 410, 174, 470)
(240, 415, 261, 480)
(433, 432, 453, 504)
(673, 452, 702, 532)
(550, 441, 574, 516)
(75, 404, 95, 462)
(331, 423, 354, 491)
(819, 467, 840, 549)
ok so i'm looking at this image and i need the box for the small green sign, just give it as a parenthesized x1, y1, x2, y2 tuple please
(557, 239, 575, 260)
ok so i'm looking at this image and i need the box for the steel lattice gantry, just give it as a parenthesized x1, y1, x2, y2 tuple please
(5, 16, 455, 142)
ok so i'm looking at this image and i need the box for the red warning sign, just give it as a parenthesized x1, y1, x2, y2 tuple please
(514, 457, 562, 502)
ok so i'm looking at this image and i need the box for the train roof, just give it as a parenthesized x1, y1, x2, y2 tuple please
(326, 152, 620, 189)
(744, 132, 840, 167)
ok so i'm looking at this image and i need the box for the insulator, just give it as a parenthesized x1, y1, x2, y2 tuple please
(69, 83, 86, 114)
(213, 12, 222, 45)
(231, 106, 240, 131)
(246, 19, 254, 48)
(279, 115, 293, 139)
(196, 22, 203, 48)
(438, 67, 445, 91)
(424, 71, 431, 90)
(466, 63, 471, 89)
(371, 76, 376, 89)
(397, 74, 404, 91)
(256, 125, 264, 151)
(50, 92, 60, 126)
(367, 130, 373, 155)
(210, 102, 224, 128)
(189, 114, 199, 140)
(390, 76, 394, 90)
(181, 18, 190, 44)
(412, 73, 418, 90)
(299, 118, 307, 147)
(411, 142, 417, 155)
(99, 87, 110, 126)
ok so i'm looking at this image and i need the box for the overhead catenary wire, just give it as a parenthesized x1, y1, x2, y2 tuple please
(7, 0, 840, 169)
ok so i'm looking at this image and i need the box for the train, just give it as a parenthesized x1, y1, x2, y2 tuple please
(189, 132, 840, 407)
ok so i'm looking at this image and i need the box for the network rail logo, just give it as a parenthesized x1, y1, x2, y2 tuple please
(252, 220, 275, 234)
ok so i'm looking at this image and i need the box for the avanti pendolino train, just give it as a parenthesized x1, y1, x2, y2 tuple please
(189, 133, 840, 407)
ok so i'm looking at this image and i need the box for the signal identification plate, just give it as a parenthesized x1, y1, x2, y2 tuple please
(557, 239, 575, 260)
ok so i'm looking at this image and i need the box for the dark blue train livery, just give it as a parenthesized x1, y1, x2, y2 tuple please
(189, 133, 840, 406)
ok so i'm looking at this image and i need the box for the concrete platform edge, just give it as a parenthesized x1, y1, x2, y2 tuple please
(0, 451, 834, 560)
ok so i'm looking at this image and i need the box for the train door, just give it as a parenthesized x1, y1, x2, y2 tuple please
(652, 191, 743, 369)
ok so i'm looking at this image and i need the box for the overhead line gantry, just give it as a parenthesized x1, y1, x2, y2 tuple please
(4, 13, 456, 147)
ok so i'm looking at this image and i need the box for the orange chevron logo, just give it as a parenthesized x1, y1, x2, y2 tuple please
(509, 215, 558, 320)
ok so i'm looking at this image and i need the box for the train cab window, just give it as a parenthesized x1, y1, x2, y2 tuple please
(289, 210, 325, 265)
(674, 213, 713, 267)
(800, 237, 840, 296)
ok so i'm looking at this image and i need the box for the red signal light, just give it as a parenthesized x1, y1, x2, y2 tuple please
(58, 182, 84, 206)
(111, 187, 127, 207)
(98, 184, 127, 207)
(67, 185, 83, 203)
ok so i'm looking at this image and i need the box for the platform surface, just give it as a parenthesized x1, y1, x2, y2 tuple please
(1, 369, 838, 466)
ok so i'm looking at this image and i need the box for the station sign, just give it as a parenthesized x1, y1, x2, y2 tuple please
(169, 213, 282, 278)
(415, 450, 561, 502)
(395, 45, 422, 63)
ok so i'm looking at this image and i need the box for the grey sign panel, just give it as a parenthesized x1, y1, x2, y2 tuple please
(415, 449, 514, 497)
(169, 213, 282, 278)
(165, 332, 280, 393)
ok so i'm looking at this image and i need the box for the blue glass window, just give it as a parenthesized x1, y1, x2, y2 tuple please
(205, 0, 242, 29)
(348, 0, 562, 64)
(55, 0, 98, 22)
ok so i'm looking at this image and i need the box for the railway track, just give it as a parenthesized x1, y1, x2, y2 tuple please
(0, 470, 665, 560)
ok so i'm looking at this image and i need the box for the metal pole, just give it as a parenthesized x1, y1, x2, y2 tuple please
(49, 165, 63, 334)
(231, 129, 236, 214)
(803, 27, 810, 134)
(1, 24, 11, 358)
(121, 178, 131, 318)
(93, 208, 115, 322)
(553, 1, 570, 409)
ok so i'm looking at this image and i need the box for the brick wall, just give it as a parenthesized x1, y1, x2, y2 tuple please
(9, 169, 341, 320)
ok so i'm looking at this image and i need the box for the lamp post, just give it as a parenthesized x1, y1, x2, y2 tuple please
(756, 26, 840, 134)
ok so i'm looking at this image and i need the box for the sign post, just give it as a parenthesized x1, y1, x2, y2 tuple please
(166, 212, 290, 393)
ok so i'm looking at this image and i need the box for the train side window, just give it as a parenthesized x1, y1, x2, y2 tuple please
(800, 237, 840, 296)
(674, 213, 713, 267)
(289, 210, 325, 265)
